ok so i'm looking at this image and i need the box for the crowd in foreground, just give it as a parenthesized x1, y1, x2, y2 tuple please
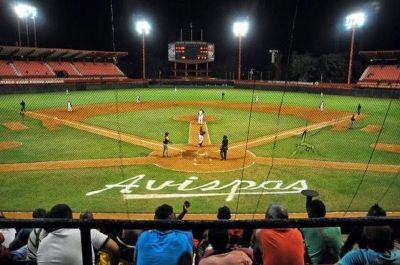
(0, 200, 399, 265)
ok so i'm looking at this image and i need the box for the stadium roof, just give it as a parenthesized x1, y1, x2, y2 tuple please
(359, 50, 400, 63)
(0, 46, 128, 60)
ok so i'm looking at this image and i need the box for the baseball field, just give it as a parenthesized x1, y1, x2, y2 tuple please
(0, 87, 399, 218)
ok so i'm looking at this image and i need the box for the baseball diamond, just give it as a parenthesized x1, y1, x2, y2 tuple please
(0, 89, 399, 216)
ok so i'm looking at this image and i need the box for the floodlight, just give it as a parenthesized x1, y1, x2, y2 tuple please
(14, 4, 37, 47)
(345, 12, 365, 84)
(136, 20, 150, 35)
(233, 20, 249, 80)
(345, 13, 365, 29)
(14, 4, 36, 19)
(135, 20, 150, 79)
(233, 21, 249, 37)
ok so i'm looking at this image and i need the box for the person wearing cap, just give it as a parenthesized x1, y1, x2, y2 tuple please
(300, 199, 342, 264)
(255, 202, 305, 265)
(336, 226, 400, 265)
(36, 203, 120, 265)
(220, 135, 228, 160)
(162, 132, 172, 157)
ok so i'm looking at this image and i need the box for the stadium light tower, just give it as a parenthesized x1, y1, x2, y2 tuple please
(136, 20, 150, 80)
(233, 21, 249, 80)
(31, 7, 38, 47)
(13, 4, 37, 47)
(345, 13, 365, 84)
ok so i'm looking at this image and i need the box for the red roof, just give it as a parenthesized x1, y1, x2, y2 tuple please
(0, 45, 128, 60)
(359, 50, 400, 62)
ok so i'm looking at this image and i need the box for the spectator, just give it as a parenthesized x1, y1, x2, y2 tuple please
(336, 226, 400, 265)
(0, 232, 11, 261)
(300, 199, 342, 264)
(198, 229, 252, 265)
(26, 212, 50, 261)
(255, 202, 305, 265)
(37, 203, 120, 265)
(134, 204, 193, 265)
(114, 229, 141, 265)
(176, 200, 191, 220)
(341, 203, 393, 256)
(0, 215, 16, 248)
(101, 228, 141, 265)
(196, 206, 250, 264)
(217, 206, 245, 245)
(9, 208, 46, 251)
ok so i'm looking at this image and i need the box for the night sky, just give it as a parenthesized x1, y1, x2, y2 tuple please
(0, 0, 399, 70)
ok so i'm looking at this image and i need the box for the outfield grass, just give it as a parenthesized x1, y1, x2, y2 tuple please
(0, 88, 399, 215)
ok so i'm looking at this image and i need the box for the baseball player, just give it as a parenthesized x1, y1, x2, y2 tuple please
(220, 135, 228, 160)
(198, 126, 206, 147)
(198, 109, 204, 124)
(67, 101, 73, 112)
(162, 132, 172, 157)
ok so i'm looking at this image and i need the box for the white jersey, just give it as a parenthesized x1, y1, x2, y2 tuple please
(67, 102, 73, 112)
(37, 228, 108, 265)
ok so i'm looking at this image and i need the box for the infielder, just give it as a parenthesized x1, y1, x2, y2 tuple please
(67, 101, 73, 112)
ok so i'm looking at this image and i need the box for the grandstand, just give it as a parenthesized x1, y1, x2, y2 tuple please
(357, 50, 400, 89)
(0, 45, 128, 85)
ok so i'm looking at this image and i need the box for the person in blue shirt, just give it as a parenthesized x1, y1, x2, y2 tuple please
(336, 226, 400, 265)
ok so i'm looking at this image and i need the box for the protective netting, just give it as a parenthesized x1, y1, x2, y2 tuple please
(0, 0, 399, 220)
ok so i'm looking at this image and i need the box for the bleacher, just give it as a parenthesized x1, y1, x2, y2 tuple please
(0, 61, 18, 77)
(72, 62, 125, 77)
(0, 45, 128, 85)
(12, 61, 55, 77)
(359, 65, 400, 82)
(357, 50, 400, 89)
(47, 61, 80, 77)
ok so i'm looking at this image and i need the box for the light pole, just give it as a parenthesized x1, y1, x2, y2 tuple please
(31, 8, 37, 47)
(345, 13, 365, 84)
(233, 21, 248, 80)
(13, 4, 37, 47)
(136, 20, 150, 80)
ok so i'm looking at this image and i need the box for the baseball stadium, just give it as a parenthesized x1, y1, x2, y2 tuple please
(0, 1, 399, 264)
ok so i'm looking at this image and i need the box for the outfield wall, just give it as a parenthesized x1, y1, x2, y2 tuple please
(0, 80, 146, 94)
(1, 79, 399, 98)
(236, 83, 400, 99)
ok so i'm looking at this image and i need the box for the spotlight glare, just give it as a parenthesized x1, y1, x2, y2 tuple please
(233, 21, 249, 37)
(136, 20, 150, 35)
(345, 13, 365, 29)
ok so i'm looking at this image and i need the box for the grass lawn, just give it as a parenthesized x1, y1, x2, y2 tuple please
(0, 88, 399, 215)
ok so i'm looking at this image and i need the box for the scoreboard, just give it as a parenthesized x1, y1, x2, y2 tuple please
(168, 41, 215, 64)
